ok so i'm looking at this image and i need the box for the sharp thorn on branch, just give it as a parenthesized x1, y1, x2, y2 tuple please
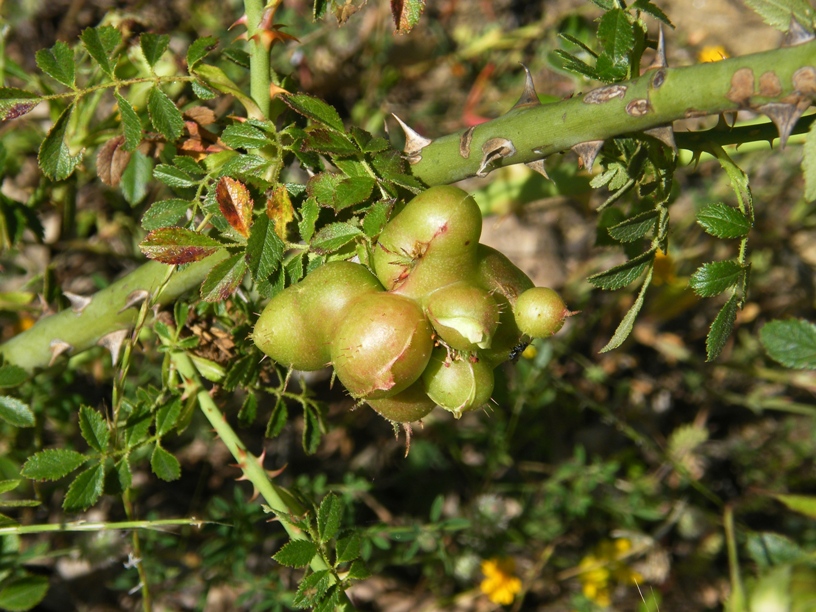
(63, 291, 92, 314)
(760, 99, 811, 148)
(784, 15, 815, 47)
(49, 339, 73, 366)
(648, 23, 668, 70)
(643, 125, 677, 153)
(392, 114, 432, 163)
(572, 140, 605, 172)
(97, 329, 130, 367)
(525, 159, 551, 180)
(512, 64, 541, 109)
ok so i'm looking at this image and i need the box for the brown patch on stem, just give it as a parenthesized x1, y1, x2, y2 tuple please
(758, 72, 782, 97)
(793, 66, 816, 97)
(583, 85, 627, 104)
(626, 99, 652, 117)
(727, 68, 755, 106)
(459, 126, 475, 158)
(477, 138, 516, 177)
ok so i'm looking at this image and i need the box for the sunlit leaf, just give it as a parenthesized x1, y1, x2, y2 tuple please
(600, 266, 654, 352)
(79, 405, 109, 453)
(281, 93, 344, 132)
(21, 449, 88, 481)
(35, 41, 75, 87)
(140, 33, 170, 68)
(140, 228, 224, 264)
(774, 493, 816, 519)
(310, 222, 363, 254)
(760, 318, 816, 369)
(607, 210, 658, 242)
(744, 0, 814, 32)
(689, 260, 744, 297)
(696, 203, 752, 239)
(142, 199, 192, 230)
(155, 397, 182, 437)
(216, 176, 253, 238)
(0, 395, 34, 428)
(115, 93, 142, 151)
(200, 253, 248, 302)
(186, 36, 218, 69)
(273, 539, 318, 568)
(246, 214, 284, 284)
(0, 576, 49, 612)
(148, 87, 184, 142)
(0, 87, 41, 121)
(588, 248, 655, 290)
(221, 124, 272, 150)
(38, 105, 83, 181)
(63, 462, 105, 511)
(150, 444, 181, 481)
(80, 25, 121, 79)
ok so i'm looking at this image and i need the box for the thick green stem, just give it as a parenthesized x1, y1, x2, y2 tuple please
(411, 40, 816, 185)
(244, 0, 274, 118)
(0, 517, 205, 536)
(0, 251, 228, 372)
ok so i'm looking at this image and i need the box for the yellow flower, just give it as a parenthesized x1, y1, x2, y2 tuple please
(480, 557, 522, 606)
(698, 45, 729, 63)
(577, 539, 644, 608)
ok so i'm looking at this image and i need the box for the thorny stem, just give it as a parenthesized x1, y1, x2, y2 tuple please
(410, 40, 816, 185)
(0, 517, 205, 536)
(171, 351, 355, 610)
(245, 0, 278, 119)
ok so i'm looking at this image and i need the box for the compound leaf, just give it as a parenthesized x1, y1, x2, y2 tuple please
(282, 93, 344, 132)
(310, 222, 363, 254)
(246, 214, 284, 283)
(588, 248, 655, 290)
(317, 493, 343, 543)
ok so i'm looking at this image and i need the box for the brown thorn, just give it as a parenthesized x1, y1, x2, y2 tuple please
(643, 125, 677, 153)
(249, 487, 260, 502)
(97, 329, 130, 367)
(119, 289, 149, 313)
(572, 140, 604, 172)
(525, 159, 551, 180)
(392, 114, 432, 164)
(760, 98, 811, 149)
(784, 16, 815, 46)
(49, 339, 73, 366)
(63, 291, 91, 314)
(511, 64, 540, 109)
(650, 23, 667, 70)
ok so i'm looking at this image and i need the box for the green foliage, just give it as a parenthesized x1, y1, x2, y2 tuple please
(760, 319, 816, 369)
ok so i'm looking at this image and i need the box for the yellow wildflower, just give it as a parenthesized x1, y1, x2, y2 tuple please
(480, 557, 522, 606)
(577, 539, 644, 608)
(698, 45, 729, 63)
(652, 249, 676, 286)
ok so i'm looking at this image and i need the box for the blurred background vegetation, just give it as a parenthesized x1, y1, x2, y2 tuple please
(1, 0, 816, 610)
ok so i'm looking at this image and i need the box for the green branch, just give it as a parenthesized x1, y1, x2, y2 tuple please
(410, 40, 816, 185)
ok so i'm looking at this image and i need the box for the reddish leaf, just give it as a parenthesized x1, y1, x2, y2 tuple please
(391, 0, 426, 34)
(265, 186, 294, 241)
(96, 135, 132, 187)
(216, 176, 254, 238)
(140, 227, 223, 264)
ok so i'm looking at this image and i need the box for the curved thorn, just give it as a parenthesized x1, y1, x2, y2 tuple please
(525, 159, 551, 180)
(785, 15, 815, 46)
(512, 64, 540, 109)
(98, 329, 130, 367)
(391, 114, 433, 162)
(63, 291, 91, 314)
(119, 289, 150, 314)
(643, 125, 677, 153)
(572, 140, 604, 172)
(49, 339, 73, 366)
(648, 23, 667, 70)
(760, 99, 811, 148)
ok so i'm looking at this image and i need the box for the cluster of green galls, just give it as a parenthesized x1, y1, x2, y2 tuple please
(252, 186, 570, 424)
